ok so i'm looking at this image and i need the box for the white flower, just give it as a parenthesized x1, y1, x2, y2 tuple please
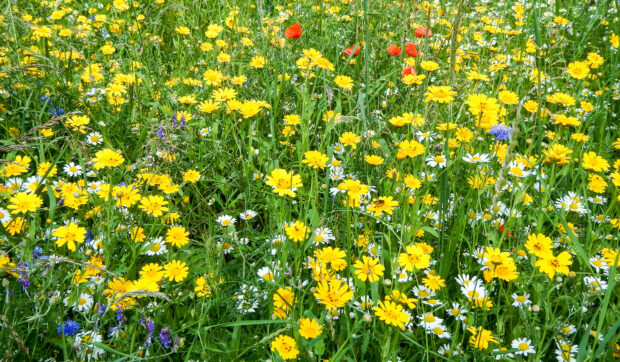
(511, 293, 532, 308)
(0, 207, 11, 223)
(86, 132, 103, 145)
(64, 162, 82, 177)
(216, 214, 236, 226)
(462, 152, 491, 163)
(512, 338, 535, 356)
(145, 237, 167, 256)
(239, 210, 257, 221)
(426, 154, 447, 168)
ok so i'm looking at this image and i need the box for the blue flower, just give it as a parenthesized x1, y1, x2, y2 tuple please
(489, 125, 512, 141)
(159, 327, 171, 349)
(57, 320, 80, 335)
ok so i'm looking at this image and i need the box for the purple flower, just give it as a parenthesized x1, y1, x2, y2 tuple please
(156, 127, 165, 138)
(140, 317, 155, 347)
(57, 320, 80, 335)
(159, 327, 171, 349)
(489, 125, 512, 141)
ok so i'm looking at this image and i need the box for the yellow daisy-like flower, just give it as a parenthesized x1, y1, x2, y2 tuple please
(53, 222, 87, 252)
(163, 260, 189, 282)
(265, 169, 303, 198)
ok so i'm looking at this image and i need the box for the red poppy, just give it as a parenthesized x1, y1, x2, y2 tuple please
(405, 42, 418, 57)
(498, 223, 513, 239)
(284, 23, 302, 39)
(401, 66, 416, 76)
(414, 26, 432, 38)
(387, 44, 401, 56)
(342, 45, 361, 57)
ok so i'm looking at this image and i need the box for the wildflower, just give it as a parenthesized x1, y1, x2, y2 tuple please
(566, 61, 590, 79)
(582, 151, 609, 172)
(163, 260, 189, 282)
(57, 320, 80, 336)
(139, 195, 169, 217)
(512, 338, 536, 356)
(398, 244, 431, 271)
(367, 196, 399, 217)
(298, 318, 322, 339)
(159, 327, 171, 349)
(285, 220, 310, 242)
(365, 155, 384, 165)
(313, 278, 354, 309)
(535, 251, 572, 279)
(373, 300, 411, 330)
(353, 256, 385, 282)
(284, 23, 302, 39)
(396, 140, 426, 160)
(525, 233, 554, 258)
(92, 148, 125, 170)
(489, 125, 512, 141)
(387, 45, 401, 56)
(216, 215, 236, 227)
(414, 26, 432, 38)
(342, 45, 361, 57)
(302, 150, 329, 169)
(271, 335, 299, 360)
(334, 75, 354, 90)
(265, 169, 303, 198)
(183, 170, 201, 183)
(467, 326, 498, 350)
(405, 43, 418, 57)
(424, 86, 457, 103)
(339, 132, 361, 148)
(8, 192, 43, 214)
(53, 222, 87, 252)
(166, 226, 189, 248)
(511, 293, 532, 308)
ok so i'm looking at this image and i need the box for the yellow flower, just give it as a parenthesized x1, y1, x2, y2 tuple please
(353, 255, 385, 282)
(364, 154, 384, 165)
(467, 326, 498, 350)
(270, 335, 299, 360)
(285, 220, 310, 242)
(138, 195, 169, 217)
(396, 140, 426, 160)
(397, 243, 432, 271)
(334, 75, 354, 90)
(420, 60, 439, 71)
(524, 233, 554, 258)
(8, 192, 43, 214)
(197, 100, 220, 113)
(424, 86, 456, 103)
(582, 151, 609, 172)
(313, 278, 354, 309)
(265, 169, 303, 198)
(175, 26, 190, 35)
(373, 300, 411, 330)
(339, 132, 361, 148)
(249, 56, 267, 68)
(273, 287, 295, 312)
(566, 61, 590, 79)
(163, 260, 189, 282)
(498, 90, 518, 105)
(298, 318, 322, 339)
(302, 150, 328, 169)
(535, 251, 572, 278)
(166, 226, 190, 248)
(183, 170, 201, 183)
(93, 148, 125, 170)
(53, 222, 87, 252)
(367, 196, 399, 217)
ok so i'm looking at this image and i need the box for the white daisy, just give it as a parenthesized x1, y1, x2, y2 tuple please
(86, 132, 103, 145)
(64, 162, 82, 177)
(512, 338, 535, 356)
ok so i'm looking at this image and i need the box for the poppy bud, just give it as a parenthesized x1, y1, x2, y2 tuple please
(414, 26, 432, 38)
(387, 44, 401, 56)
(342, 45, 361, 57)
(284, 23, 302, 39)
(401, 66, 416, 76)
(405, 42, 418, 57)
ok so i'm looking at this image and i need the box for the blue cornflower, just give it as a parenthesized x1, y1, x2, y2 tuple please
(489, 125, 512, 141)
(57, 320, 80, 335)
